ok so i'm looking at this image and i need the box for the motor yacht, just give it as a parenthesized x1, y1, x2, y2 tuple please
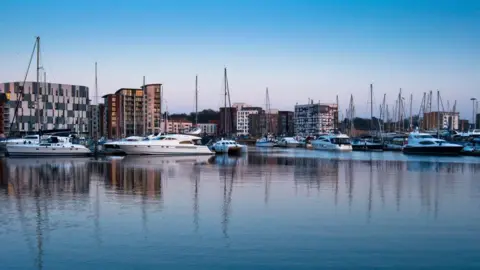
(113, 134, 214, 155)
(351, 135, 384, 151)
(384, 135, 408, 151)
(210, 139, 246, 155)
(311, 133, 352, 151)
(403, 131, 463, 155)
(255, 136, 276, 147)
(276, 137, 300, 148)
(461, 138, 480, 156)
(6, 135, 91, 157)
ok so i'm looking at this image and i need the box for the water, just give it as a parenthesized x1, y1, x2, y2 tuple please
(1, 149, 480, 269)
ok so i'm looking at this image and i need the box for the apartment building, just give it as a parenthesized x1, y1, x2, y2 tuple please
(164, 119, 193, 133)
(422, 111, 459, 130)
(0, 81, 89, 135)
(197, 123, 217, 135)
(236, 107, 262, 135)
(102, 84, 162, 138)
(294, 102, 338, 136)
(277, 111, 294, 136)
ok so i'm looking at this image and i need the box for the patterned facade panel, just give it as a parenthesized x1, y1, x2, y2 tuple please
(1, 81, 89, 134)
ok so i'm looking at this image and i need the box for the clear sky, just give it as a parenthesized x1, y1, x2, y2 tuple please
(0, 0, 479, 119)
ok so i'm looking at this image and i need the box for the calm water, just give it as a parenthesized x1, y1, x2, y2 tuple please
(1, 149, 480, 269)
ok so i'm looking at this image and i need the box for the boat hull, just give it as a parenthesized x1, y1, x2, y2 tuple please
(212, 145, 245, 155)
(312, 143, 352, 151)
(256, 142, 275, 147)
(6, 144, 91, 157)
(277, 143, 300, 148)
(352, 143, 384, 151)
(403, 146, 463, 155)
(117, 144, 214, 155)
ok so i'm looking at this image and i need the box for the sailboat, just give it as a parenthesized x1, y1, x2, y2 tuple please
(351, 84, 384, 151)
(6, 37, 91, 157)
(212, 68, 246, 154)
(256, 87, 276, 147)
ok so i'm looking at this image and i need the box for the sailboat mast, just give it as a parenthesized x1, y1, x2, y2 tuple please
(143, 76, 146, 136)
(223, 68, 227, 136)
(195, 75, 198, 126)
(43, 71, 46, 130)
(409, 93, 413, 131)
(36, 36, 40, 132)
(370, 84, 373, 132)
(437, 90, 440, 138)
(336, 95, 339, 131)
(95, 62, 98, 138)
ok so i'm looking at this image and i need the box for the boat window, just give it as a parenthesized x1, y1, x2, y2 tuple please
(179, 141, 193, 144)
(419, 141, 435, 145)
(415, 135, 434, 139)
(24, 136, 38, 139)
(50, 137, 59, 143)
(331, 138, 351, 145)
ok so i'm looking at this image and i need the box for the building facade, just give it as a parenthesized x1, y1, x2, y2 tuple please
(163, 119, 192, 133)
(294, 103, 338, 136)
(0, 82, 89, 135)
(219, 107, 237, 135)
(197, 123, 217, 135)
(277, 111, 294, 136)
(88, 104, 105, 139)
(102, 84, 162, 139)
(422, 111, 459, 130)
(459, 119, 469, 132)
(476, 113, 480, 130)
(236, 107, 262, 135)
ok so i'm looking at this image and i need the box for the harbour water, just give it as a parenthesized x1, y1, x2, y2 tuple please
(1, 149, 480, 269)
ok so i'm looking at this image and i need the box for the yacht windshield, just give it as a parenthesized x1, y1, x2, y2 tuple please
(331, 138, 351, 145)
(415, 135, 434, 139)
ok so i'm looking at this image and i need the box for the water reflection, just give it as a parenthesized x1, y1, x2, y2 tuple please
(0, 152, 480, 269)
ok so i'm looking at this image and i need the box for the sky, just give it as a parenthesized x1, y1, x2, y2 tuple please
(0, 0, 479, 120)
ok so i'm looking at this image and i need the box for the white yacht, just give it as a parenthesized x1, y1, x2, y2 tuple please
(113, 134, 213, 155)
(210, 139, 246, 154)
(276, 137, 300, 148)
(403, 131, 463, 155)
(255, 136, 276, 147)
(6, 135, 91, 157)
(311, 133, 352, 151)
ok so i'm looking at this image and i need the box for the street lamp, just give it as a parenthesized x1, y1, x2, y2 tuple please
(471, 98, 477, 130)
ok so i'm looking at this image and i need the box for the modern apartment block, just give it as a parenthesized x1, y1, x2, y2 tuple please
(277, 111, 294, 136)
(236, 107, 262, 135)
(422, 111, 459, 130)
(88, 104, 105, 139)
(0, 82, 89, 135)
(197, 123, 217, 135)
(164, 119, 193, 133)
(294, 102, 338, 136)
(102, 84, 162, 138)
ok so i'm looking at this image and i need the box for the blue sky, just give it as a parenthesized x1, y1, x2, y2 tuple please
(0, 0, 479, 119)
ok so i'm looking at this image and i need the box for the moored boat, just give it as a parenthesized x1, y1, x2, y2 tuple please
(311, 133, 352, 151)
(211, 139, 246, 155)
(276, 137, 300, 148)
(113, 134, 214, 155)
(6, 135, 91, 157)
(403, 131, 463, 155)
(351, 135, 384, 151)
(255, 136, 276, 147)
